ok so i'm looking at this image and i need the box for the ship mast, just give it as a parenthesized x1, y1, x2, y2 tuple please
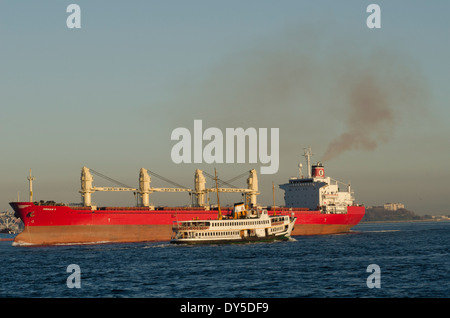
(272, 181, 275, 206)
(214, 168, 222, 220)
(27, 169, 35, 202)
(303, 147, 314, 178)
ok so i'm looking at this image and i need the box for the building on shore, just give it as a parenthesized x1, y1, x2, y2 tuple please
(384, 203, 405, 211)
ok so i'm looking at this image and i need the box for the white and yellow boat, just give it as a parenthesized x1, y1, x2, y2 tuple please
(170, 202, 296, 244)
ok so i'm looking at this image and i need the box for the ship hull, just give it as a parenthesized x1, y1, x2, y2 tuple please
(10, 202, 364, 245)
(289, 206, 365, 236)
(13, 224, 173, 246)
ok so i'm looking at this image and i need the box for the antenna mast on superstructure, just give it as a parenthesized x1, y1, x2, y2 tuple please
(214, 168, 222, 220)
(27, 169, 35, 202)
(303, 147, 314, 178)
(272, 181, 275, 206)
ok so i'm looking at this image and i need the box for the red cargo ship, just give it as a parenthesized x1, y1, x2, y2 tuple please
(10, 149, 364, 245)
(10, 203, 364, 245)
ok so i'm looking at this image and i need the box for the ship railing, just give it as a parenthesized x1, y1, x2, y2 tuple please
(68, 203, 84, 207)
(321, 205, 348, 214)
(172, 221, 210, 231)
(173, 225, 210, 231)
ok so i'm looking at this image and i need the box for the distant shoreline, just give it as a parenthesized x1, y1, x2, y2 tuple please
(361, 219, 450, 224)
(361, 207, 449, 223)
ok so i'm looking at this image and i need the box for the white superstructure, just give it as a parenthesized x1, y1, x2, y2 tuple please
(279, 148, 354, 214)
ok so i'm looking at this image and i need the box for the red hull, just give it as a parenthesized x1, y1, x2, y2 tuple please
(10, 202, 364, 245)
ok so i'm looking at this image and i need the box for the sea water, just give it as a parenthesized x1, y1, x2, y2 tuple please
(0, 221, 448, 298)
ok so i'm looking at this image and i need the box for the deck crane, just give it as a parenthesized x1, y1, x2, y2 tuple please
(80, 167, 259, 208)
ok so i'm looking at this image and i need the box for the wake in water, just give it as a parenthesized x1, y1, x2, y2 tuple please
(362, 230, 402, 233)
(142, 242, 173, 249)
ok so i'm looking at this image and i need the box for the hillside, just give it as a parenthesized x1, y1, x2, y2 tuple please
(362, 207, 424, 222)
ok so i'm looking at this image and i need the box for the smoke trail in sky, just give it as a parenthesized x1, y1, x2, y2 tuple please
(322, 55, 427, 161)
(322, 74, 394, 161)
(155, 27, 428, 162)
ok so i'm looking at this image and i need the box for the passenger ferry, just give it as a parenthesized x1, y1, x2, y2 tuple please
(170, 202, 296, 244)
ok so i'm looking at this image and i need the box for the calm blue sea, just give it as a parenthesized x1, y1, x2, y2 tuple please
(1, 221, 449, 299)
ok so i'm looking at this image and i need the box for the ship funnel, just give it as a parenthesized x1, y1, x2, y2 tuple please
(312, 162, 325, 178)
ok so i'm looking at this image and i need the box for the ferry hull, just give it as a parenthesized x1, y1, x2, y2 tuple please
(10, 202, 364, 246)
(170, 234, 292, 245)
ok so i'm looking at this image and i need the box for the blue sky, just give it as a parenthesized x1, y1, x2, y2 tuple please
(1, 1, 449, 215)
